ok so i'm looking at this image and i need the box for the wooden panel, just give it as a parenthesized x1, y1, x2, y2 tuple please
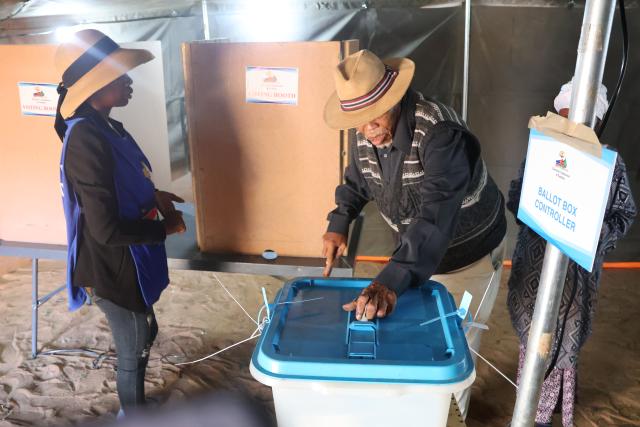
(183, 41, 358, 257)
(0, 45, 65, 244)
(339, 39, 361, 182)
(340, 40, 362, 257)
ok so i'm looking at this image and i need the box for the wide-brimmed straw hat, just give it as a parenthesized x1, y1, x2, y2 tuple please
(54, 29, 153, 119)
(324, 49, 415, 130)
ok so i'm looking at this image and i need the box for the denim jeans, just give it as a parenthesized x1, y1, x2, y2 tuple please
(95, 296, 158, 411)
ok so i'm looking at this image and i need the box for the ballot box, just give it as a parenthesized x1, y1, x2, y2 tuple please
(250, 277, 475, 427)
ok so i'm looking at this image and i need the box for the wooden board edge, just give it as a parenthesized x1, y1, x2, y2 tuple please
(181, 42, 206, 251)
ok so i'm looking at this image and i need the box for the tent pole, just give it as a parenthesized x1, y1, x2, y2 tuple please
(202, 0, 211, 40)
(462, 0, 471, 122)
(511, 1, 617, 425)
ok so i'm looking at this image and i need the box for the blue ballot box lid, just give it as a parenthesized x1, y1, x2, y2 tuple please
(252, 278, 474, 384)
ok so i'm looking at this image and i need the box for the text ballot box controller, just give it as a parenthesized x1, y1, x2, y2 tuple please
(250, 278, 475, 427)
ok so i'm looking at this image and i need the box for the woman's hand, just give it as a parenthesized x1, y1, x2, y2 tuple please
(155, 190, 184, 216)
(164, 210, 186, 235)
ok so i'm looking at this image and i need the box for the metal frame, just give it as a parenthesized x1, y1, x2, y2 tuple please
(0, 207, 359, 359)
(201, 0, 210, 40)
(462, 0, 471, 122)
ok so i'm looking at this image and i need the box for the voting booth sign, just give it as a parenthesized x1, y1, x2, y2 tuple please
(517, 120, 616, 272)
(245, 66, 299, 105)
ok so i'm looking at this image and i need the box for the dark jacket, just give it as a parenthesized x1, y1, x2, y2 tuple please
(328, 90, 506, 296)
(63, 106, 165, 312)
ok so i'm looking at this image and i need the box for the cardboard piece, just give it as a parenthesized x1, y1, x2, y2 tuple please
(528, 111, 602, 158)
(111, 42, 172, 191)
(182, 41, 359, 257)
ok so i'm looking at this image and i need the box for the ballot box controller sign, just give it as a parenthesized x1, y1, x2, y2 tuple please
(517, 129, 616, 272)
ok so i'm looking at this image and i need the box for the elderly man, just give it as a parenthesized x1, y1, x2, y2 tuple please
(321, 49, 507, 417)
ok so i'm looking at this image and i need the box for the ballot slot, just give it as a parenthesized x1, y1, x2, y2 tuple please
(345, 313, 378, 359)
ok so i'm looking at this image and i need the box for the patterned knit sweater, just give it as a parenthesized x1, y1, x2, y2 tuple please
(354, 91, 506, 274)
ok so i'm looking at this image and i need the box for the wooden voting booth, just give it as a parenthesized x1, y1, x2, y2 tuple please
(0, 42, 171, 246)
(182, 41, 359, 257)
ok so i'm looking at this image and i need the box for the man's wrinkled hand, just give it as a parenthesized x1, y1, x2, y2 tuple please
(322, 232, 347, 277)
(342, 281, 397, 321)
(155, 190, 185, 217)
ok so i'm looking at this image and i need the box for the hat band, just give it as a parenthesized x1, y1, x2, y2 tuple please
(339, 66, 398, 112)
(62, 36, 120, 88)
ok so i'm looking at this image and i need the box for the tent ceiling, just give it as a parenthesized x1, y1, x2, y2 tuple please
(2, 0, 638, 23)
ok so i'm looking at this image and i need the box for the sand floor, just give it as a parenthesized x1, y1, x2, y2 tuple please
(0, 260, 637, 426)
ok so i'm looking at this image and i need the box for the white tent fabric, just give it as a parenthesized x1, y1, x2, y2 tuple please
(1, 0, 638, 259)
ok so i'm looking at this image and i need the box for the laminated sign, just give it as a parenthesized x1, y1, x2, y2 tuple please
(17, 82, 59, 117)
(517, 112, 616, 272)
(245, 66, 298, 105)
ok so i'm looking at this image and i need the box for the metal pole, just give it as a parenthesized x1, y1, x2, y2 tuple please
(511, 245, 568, 426)
(31, 258, 39, 359)
(201, 0, 211, 41)
(569, 0, 617, 127)
(462, 0, 471, 122)
(511, 1, 616, 425)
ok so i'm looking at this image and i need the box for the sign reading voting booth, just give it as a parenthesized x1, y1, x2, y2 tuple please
(518, 122, 617, 272)
(245, 66, 298, 105)
(17, 82, 59, 117)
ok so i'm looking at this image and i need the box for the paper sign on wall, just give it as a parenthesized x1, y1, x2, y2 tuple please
(245, 66, 298, 105)
(17, 82, 59, 117)
(517, 128, 616, 272)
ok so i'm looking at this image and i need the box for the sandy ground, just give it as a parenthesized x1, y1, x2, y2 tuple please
(0, 260, 638, 427)
(465, 267, 640, 427)
(0, 258, 29, 277)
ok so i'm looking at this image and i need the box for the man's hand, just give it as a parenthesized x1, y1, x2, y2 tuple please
(164, 210, 186, 235)
(155, 190, 185, 217)
(322, 232, 347, 277)
(343, 281, 397, 321)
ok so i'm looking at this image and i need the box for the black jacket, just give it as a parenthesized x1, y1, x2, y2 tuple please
(63, 106, 166, 312)
(328, 91, 506, 296)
